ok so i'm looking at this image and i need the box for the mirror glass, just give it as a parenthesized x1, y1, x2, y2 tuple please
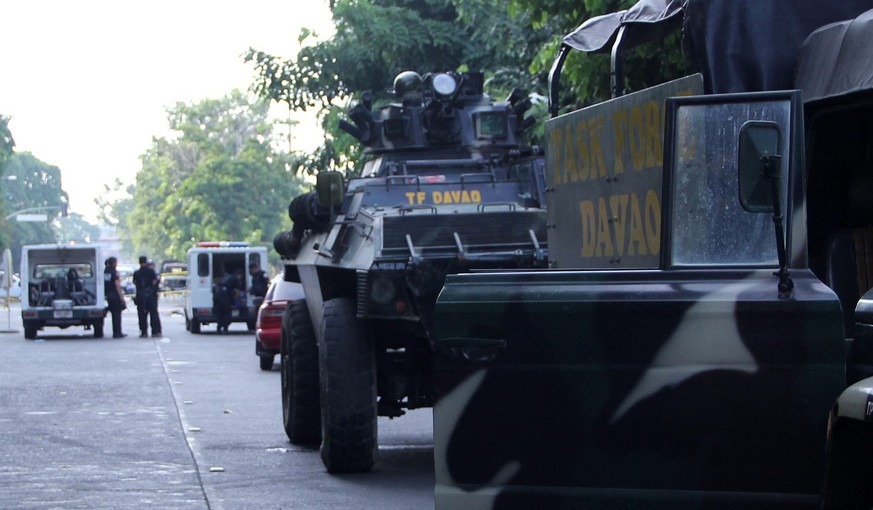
(739, 121, 782, 213)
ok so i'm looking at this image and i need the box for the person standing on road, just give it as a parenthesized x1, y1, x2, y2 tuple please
(248, 262, 269, 309)
(103, 257, 127, 338)
(214, 270, 241, 333)
(133, 255, 162, 338)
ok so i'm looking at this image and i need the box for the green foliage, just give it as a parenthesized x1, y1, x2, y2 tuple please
(510, 0, 690, 112)
(2, 152, 71, 269)
(246, 0, 551, 176)
(0, 115, 16, 252)
(246, 0, 688, 176)
(119, 91, 306, 261)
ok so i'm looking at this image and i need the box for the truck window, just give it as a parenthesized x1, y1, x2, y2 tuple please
(197, 253, 209, 277)
(667, 98, 791, 267)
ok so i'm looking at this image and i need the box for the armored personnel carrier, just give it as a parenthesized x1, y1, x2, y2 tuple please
(272, 71, 547, 472)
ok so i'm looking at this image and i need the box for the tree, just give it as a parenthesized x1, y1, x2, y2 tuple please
(245, 0, 552, 176)
(121, 91, 305, 262)
(2, 152, 71, 269)
(508, 0, 690, 112)
(0, 115, 16, 252)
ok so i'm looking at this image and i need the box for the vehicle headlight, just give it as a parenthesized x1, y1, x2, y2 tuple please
(370, 275, 397, 305)
(432, 73, 457, 98)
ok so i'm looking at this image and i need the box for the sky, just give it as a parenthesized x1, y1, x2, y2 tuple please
(0, 0, 334, 222)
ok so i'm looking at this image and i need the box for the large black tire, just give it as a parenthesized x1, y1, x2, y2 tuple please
(822, 419, 873, 509)
(259, 355, 274, 371)
(319, 297, 377, 473)
(281, 301, 321, 444)
(24, 321, 37, 340)
(191, 318, 201, 334)
(93, 319, 104, 338)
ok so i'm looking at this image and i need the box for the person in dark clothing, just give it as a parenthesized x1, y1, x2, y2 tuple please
(214, 271, 241, 333)
(248, 263, 269, 309)
(103, 257, 127, 338)
(133, 255, 162, 338)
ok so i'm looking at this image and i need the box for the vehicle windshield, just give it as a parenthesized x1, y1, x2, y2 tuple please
(33, 264, 94, 279)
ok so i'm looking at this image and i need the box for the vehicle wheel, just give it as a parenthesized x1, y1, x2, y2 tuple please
(191, 318, 201, 334)
(185, 314, 191, 332)
(319, 297, 376, 473)
(247, 319, 256, 331)
(259, 355, 274, 371)
(93, 319, 104, 338)
(281, 301, 321, 444)
(24, 321, 37, 340)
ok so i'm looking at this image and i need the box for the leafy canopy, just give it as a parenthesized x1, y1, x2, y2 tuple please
(120, 90, 306, 262)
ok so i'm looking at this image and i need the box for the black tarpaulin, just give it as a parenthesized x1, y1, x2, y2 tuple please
(561, 0, 873, 94)
(562, 0, 682, 54)
(682, 0, 873, 94)
(795, 9, 873, 103)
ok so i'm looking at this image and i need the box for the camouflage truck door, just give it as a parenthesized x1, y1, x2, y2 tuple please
(433, 91, 845, 509)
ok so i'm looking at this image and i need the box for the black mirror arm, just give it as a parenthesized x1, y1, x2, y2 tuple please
(762, 154, 793, 298)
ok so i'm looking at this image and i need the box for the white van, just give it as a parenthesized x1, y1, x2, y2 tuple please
(21, 244, 105, 339)
(183, 242, 268, 334)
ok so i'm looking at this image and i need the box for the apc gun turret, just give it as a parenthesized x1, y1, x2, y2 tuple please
(273, 70, 547, 473)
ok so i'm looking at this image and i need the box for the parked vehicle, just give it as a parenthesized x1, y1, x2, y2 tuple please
(432, 1, 873, 509)
(159, 259, 188, 292)
(21, 244, 105, 339)
(272, 70, 547, 472)
(255, 275, 304, 371)
(183, 242, 268, 333)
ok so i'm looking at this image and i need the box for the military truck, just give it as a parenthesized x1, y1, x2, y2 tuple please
(272, 71, 548, 472)
(433, 1, 873, 508)
(21, 244, 105, 339)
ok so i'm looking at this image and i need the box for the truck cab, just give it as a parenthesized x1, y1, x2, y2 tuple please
(433, 2, 873, 509)
(21, 244, 105, 339)
(183, 242, 268, 333)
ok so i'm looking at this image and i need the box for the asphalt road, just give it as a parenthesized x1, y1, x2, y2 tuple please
(0, 301, 434, 510)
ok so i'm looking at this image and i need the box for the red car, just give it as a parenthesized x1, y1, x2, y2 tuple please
(255, 275, 304, 371)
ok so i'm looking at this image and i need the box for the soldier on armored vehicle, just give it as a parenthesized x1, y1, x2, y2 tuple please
(272, 70, 548, 473)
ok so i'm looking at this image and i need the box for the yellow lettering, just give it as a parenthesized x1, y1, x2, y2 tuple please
(575, 121, 591, 181)
(628, 194, 647, 256)
(611, 110, 627, 175)
(645, 189, 661, 254)
(629, 105, 645, 171)
(417, 192, 426, 204)
(451, 190, 462, 203)
(596, 198, 614, 257)
(563, 125, 578, 183)
(580, 201, 596, 257)
(609, 194, 630, 257)
(589, 117, 607, 178)
(405, 192, 416, 205)
(431, 191, 442, 204)
(471, 190, 481, 202)
(644, 101, 662, 167)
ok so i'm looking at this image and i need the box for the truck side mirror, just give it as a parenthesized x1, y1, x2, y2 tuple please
(738, 121, 782, 213)
(316, 171, 344, 208)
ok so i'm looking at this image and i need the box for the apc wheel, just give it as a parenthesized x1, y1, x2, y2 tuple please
(281, 301, 321, 444)
(259, 355, 274, 371)
(93, 319, 104, 338)
(24, 321, 38, 340)
(319, 297, 376, 473)
(185, 315, 191, 331)
(191, 318, 201, 334)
